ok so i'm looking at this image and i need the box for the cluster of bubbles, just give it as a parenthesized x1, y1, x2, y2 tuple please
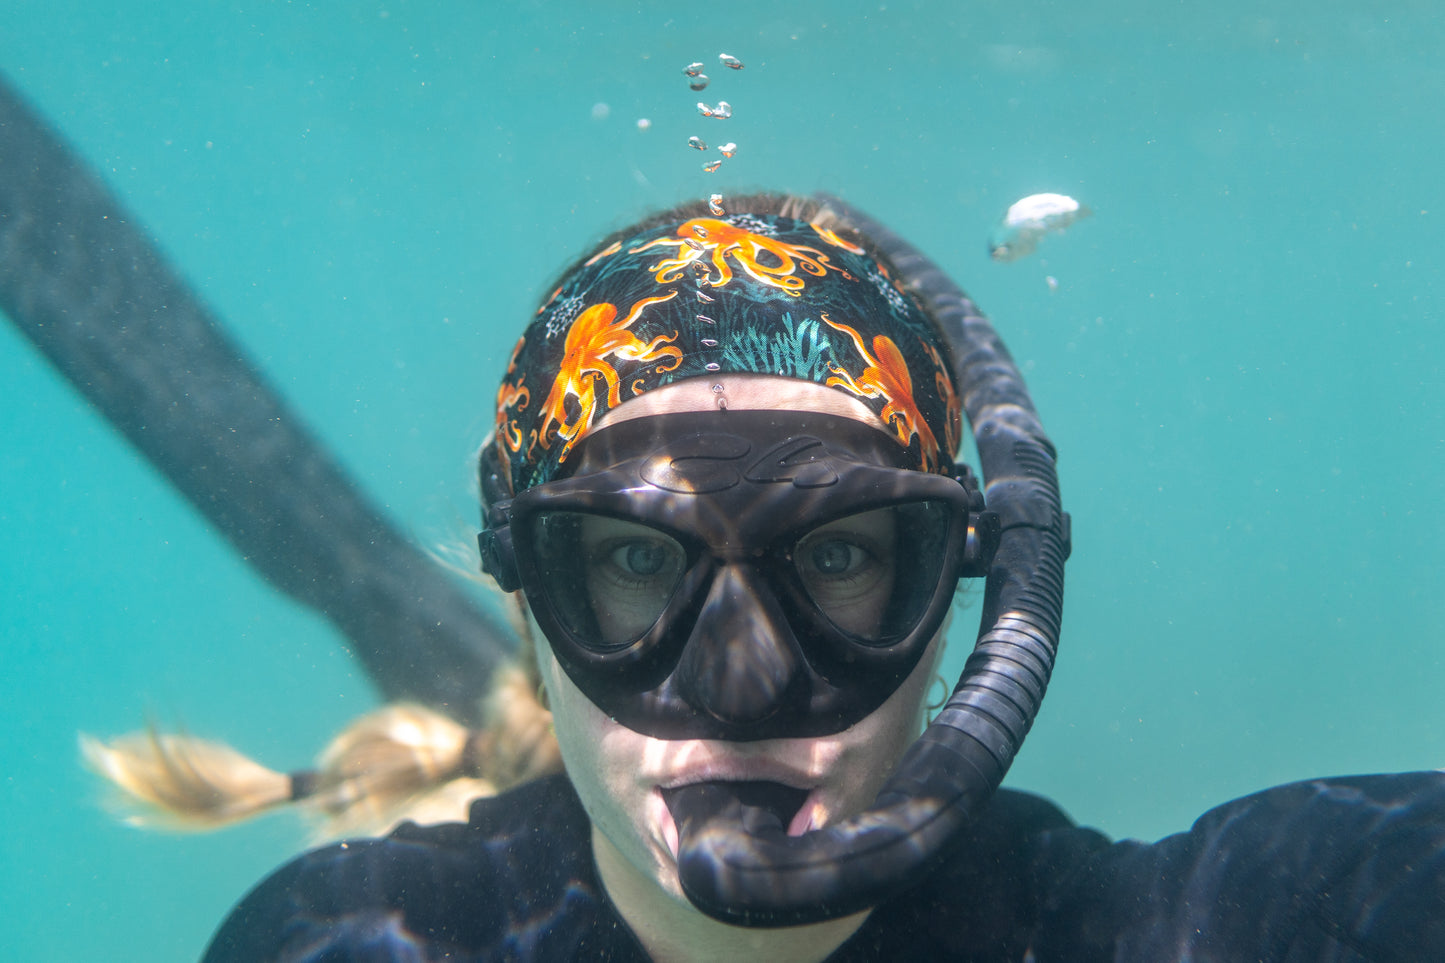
(683, 53, 742, 92)
(683, 52, 744, 193)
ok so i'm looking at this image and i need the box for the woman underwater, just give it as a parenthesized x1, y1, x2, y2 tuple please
(197, 193, 1445, 961)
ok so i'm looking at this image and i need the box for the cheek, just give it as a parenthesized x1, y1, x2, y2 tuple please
(539, 652, 607, 787)
(537, 648, 647, 825)
(537, 646, 683, 891)
(825, 633, 945, 811)
(866, 630, 945, 738)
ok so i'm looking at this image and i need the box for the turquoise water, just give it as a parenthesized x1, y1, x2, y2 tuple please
(2, 2, 1441, 959)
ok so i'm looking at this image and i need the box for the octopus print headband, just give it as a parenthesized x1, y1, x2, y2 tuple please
(492, 212, 963, 495)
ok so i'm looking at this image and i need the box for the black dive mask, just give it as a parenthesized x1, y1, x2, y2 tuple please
(480, 409, 999, 741)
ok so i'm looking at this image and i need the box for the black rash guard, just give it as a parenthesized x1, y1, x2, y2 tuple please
(204, 771, 1445, 962)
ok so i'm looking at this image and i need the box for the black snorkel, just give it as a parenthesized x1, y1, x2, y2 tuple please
(654, 195, 1071, 925)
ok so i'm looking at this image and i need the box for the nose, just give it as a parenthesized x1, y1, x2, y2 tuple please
(675, 564, 802, 728)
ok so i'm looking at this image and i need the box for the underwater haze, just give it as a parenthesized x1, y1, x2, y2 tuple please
(2, 2, 1441, 959)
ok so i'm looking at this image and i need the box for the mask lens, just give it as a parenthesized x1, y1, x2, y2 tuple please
(530, 511, 689, 649)
(794, 501, 952, 643)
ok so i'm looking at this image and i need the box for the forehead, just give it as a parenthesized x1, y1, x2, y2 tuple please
(596, 374, 887, 432)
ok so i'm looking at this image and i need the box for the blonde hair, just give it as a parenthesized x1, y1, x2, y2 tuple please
(81, 595, 562, 841)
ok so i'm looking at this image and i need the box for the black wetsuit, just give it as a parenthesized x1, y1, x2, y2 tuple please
(205, 772, 1445, 961)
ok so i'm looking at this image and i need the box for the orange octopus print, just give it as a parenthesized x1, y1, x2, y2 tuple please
(810, 222, 865, 254)
(920, 339, 963, 458)
(821, 313, 943, 473)
(532, 292, 682, 460)
(493, 336, 532, 487)
(584, 240, 622, 267)
(631, 219, 853, 296)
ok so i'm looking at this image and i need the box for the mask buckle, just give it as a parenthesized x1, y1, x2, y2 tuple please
(478, 501, 521, 593)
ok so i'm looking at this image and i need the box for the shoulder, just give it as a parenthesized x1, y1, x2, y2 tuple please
(834, 786, 1099, 962)
(1033, 771, 1445, 962)
(202, 774, 639, 962)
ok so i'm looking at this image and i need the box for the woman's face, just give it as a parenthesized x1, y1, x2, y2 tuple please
(533, 376, 949, 908)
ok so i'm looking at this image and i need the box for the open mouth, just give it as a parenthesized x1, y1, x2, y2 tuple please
(661, 780, 812, 837)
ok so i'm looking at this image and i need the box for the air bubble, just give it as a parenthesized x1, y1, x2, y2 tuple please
(719, 53, 743, 70)
(692, 224, 709, 239)
(697, 101, 731, 119)
(696, 313, 716, 324)
(708, 194, 725, 216)
(711, 383, 725, 393)
(684, 62, 706, 77)
(684, 237, 705, 252)
(689, 75, 710, 92)
(705, 362, 722, 371)
(989, 193, 1090, 263)
(701, 338, 719, 347)
(718, 142, 737, 158)
(696, 290, 716, 302)
(703, 159, 722, 173)
(688, 136, 707, 151)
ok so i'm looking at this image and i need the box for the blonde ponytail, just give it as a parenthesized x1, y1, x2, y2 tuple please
(81, 613, 563, 841)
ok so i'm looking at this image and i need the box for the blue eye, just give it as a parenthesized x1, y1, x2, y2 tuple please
(612, 539, 670, 576)
(810, 539, 866, 576)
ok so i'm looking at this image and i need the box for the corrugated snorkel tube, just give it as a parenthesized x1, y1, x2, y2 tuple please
(666, 194, 1072, 926)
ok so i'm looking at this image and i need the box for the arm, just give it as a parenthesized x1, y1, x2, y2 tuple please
(1034, 772, 1445, 962)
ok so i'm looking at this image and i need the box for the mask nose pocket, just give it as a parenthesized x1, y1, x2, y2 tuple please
(676, 564, 802, 727)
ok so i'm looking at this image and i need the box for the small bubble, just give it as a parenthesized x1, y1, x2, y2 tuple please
(705, 362, 722, 371)
(711, 383, 725, 393)
(717, 396, 729, 410)
(692, 224, 709, 239)
(697, 101, 731, 119)
(696, 313, 716, 324)
(684, 237, 705, 252)
(684, 62, 706, 77)
(689, 262, 710, 278)
(702, 338, 719, 347)
(703, 159, 723, 173)
(719, 53, 743, 70)
(689, 136, 708, 151)
(689, 74, 710, 92)
(708, 193, 725, 216)
(591, 102, 611, 121)
(636, 117, 652, 131)
(696, 290, 716, 302)
(718, 142, 737, 158)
